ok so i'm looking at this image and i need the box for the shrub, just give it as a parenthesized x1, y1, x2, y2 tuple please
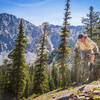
(93, 96, 100, 100)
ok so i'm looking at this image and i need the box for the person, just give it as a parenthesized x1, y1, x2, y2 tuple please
(74, 33, 99, 82)
(75, 33, 99, 64)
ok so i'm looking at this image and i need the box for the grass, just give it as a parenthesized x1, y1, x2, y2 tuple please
(25, 80, 100, 100)
(93, 95, 100, 100)
(25, 88, 73, 100)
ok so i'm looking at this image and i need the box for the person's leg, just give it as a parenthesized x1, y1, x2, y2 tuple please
(80, 51, 85, 64)
(89, 51, 95, 81)
(81, 51, 88, 83)
(90, 54, 95, 64)
(89, 63, 94, 81)
(80, 51, 85, 84)
(84, 51, 89, 82)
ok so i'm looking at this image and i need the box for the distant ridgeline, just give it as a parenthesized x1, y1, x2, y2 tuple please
(0, 13, 84, 64)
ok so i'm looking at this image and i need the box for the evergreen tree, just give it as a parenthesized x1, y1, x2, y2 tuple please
(0, 66, 3, 100)
(0, 59, 13, 100)
(64, 66, 72, 87)
(24, 80, 29, 98)
(95, 20, 100, 48)
(82, 6, 100, 81)
(51, 60, 59, 89)
(82, 6, 99, 39)
(29, 65, 35, 95)
(33, 22, 49, 94)
(58, 0, 71, 88)
(71, 50, 81, 84)
(93, 20, 100, 80)
(8, 19, 27, 100)
(3, 60, 13, 100)
(0, 66, 6, 100)
(24, 65, 31, 98)
(48, 69, 55, 91)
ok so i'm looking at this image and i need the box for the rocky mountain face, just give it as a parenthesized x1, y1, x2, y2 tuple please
(0, 13, 84, 65)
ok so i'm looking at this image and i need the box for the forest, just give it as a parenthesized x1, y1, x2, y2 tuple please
(0, 0, 100, 100)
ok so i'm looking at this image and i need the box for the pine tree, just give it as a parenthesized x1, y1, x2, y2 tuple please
(29, 65, 35, 95)
(51, 60, 59, 89)
(64, 66, 72, 87)
(3, 60, 12, 100)
(93, 20, 100, 80)
(33, 22, 49, 94)
(8, 19, 27, 100)
(82, 6, 100, 81)
(71, 51, 81, 84)
(24, 65, 31, 98)
(24, 80, 29, 98)
(95, 20, 100, 48)
(82, 6, 99, 39)
(0, 59, 13, 100)
(58, 0, 71, 88)
(0, 66, 6, 100)
(0, 66, 3, 100)
(48, 69, 55, 91)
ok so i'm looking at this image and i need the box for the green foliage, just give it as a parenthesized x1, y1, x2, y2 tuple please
(93, 96, 100, 100)
(93, 21, 100, 80)
(24, 79, 29, 98)
(93, 87, 99, 91)
(58, 0, 71, 88)
(65, 66, 72, 87)
(82, 6, 100, 81)
(48, 70, 55, 91)
(82, 6, 100, 39)
(0, 66, 3, 100)
(74, 90, 78, 96)
(78, 90, 81, 95)
(0, 59, 13, 100)
(26, 65, 35, 96)
(71, 50, 81, 84)
(33, 22, 49, 94)
(51, 60, 59, 89)
(8, 19, 27, 100)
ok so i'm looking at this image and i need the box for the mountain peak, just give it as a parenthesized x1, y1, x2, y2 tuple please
(0, 13, 84, 65)
(0, 13, 17, 19)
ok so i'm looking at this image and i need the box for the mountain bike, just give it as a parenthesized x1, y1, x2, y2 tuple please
(78, 51, 96, 84)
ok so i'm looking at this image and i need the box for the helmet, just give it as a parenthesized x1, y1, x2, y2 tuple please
(78, 34, 84, 39)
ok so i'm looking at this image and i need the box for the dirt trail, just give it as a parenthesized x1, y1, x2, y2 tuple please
(50, 82, 100, 100)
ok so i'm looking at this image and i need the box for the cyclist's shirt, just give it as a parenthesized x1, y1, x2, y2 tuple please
(75, 37, 99, 52)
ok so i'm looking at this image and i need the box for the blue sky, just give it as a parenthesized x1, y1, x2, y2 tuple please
(0, 0, 100, 26)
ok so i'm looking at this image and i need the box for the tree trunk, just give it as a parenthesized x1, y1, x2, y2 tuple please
(61, 60, 65, 88)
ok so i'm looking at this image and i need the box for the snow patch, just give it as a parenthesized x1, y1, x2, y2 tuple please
(47, 36, 54, 51)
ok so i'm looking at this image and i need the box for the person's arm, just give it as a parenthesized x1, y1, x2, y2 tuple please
(91, 40, 99, 53)
(87, 37, 99, 53)
(94, 43, 99, 53)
